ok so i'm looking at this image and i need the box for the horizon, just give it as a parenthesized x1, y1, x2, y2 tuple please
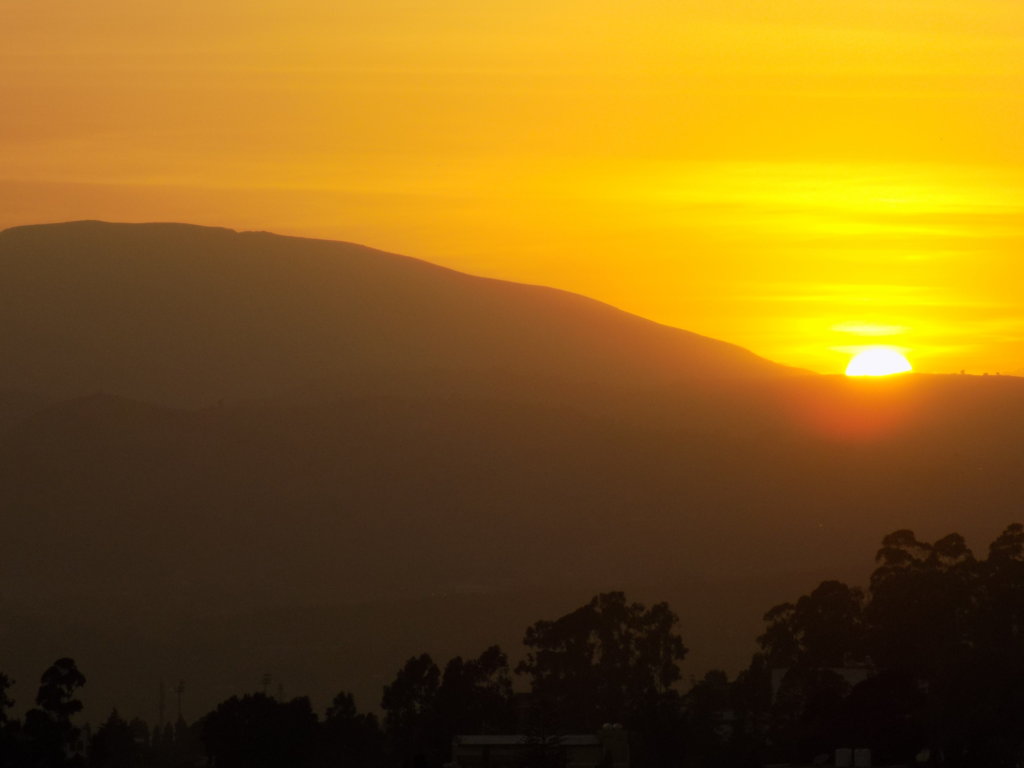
(3, 0, 1023, 375)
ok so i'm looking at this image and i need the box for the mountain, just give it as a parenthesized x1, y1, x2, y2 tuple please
(0, 221, 795, 408)
(1, 221, 1023, 724)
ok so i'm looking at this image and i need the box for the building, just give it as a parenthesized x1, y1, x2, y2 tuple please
(450, 726, 629, 768)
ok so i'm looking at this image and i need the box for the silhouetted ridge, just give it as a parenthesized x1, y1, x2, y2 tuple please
(0, 221, 798, 406)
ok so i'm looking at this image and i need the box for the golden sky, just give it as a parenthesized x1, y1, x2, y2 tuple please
(3, 0, 1023, 374)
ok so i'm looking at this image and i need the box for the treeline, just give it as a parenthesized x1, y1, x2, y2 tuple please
(740, 523, 1024, 767)
(5, 525, 1024, 768)
(1, 593, 684, 768)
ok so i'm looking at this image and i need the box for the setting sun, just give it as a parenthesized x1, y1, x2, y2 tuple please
(845, 348, 913, 377)
(4, 0, 1024, 374)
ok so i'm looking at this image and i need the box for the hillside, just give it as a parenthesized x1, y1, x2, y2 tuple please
(0, 221, 795, 407)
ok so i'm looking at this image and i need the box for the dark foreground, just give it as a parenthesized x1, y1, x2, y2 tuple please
(5, 524, 1024, 768)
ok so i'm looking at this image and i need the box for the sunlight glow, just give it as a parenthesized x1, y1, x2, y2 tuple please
(845, 348, 913, 377)
(4, 1, 1024, 373)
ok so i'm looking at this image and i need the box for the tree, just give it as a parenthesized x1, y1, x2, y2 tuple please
(682, 670, 734, 767)
(0, 672, 19, 768)
(380, 646, 515, 768)
(88, 710, 137, 768)
(867, 530, 977, 675)
(199, 693, 318, 768)
(0, 673, 13, 726)
(24, 657, 87, 767)
(750, 526, 1024, 768)
(979, 523, 1024, 660)
(840, 670, 925, 766)
(322, 691, 384, 768)
(435, 646, 514, 736)
(381, 654, 441, 768)
(517, 592, 687, 737)
(758, 580, 865, 669)
(769, 668, 850, 764)
(36, 658, 87, 724)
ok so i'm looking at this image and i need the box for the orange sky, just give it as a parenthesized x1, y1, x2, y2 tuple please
(3, 0, 1023, 374)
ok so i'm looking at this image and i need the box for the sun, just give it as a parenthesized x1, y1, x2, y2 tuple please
(845, 348, 913, 377)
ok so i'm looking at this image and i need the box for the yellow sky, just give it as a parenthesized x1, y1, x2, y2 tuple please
(3, 0, 1023, 374)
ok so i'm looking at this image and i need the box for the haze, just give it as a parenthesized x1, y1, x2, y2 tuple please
(3, 0, 1023, 373)
(3, 219, 1024, 723)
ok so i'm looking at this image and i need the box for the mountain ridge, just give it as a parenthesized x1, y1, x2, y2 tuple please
(0, 220, 802, 407)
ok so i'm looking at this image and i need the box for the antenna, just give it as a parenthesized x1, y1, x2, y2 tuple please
(158, 680, 166, 729)
(261, 673, 272, 696)
(174, 680, 185, 721)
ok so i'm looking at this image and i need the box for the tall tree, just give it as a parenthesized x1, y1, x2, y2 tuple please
(24, 657, 87, 767)
(36, 658, 87, 725)
(979, 523, 1024, 661)
(749, 526, 1024, 767)
(517, 592, 687, 733)
(435, 646, 514, 736)
(758, 580, 865, 669)
(867, 530, 977, 675)
(381, 654, 441, 768)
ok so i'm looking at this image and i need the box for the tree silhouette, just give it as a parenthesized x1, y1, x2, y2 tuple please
(36, 658, 87, 724)
(517, 592, 687, 733)
(0, 673, 13, 725)
(381, 653, 440, 767)
(322, 691, 384, 768)
(682, 670, 733, 767)
(380, 647, 514, 768)
(759, 580, 865, 669)
(0, 672, 18, 768)
(769, 667, 850, 764)
(88, 710, 137, 768)
(18, 523, 1024, 768)
(979, 523, 1024, 661)
(867, 530, 977, 676)
(435, 646, 514, 736)
(738, 525, 1024, 767)
(24, 657, 87, 767)
(199, 693, 318, 768)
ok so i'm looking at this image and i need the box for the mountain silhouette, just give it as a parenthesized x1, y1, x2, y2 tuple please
(0, 221, 796, 407)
